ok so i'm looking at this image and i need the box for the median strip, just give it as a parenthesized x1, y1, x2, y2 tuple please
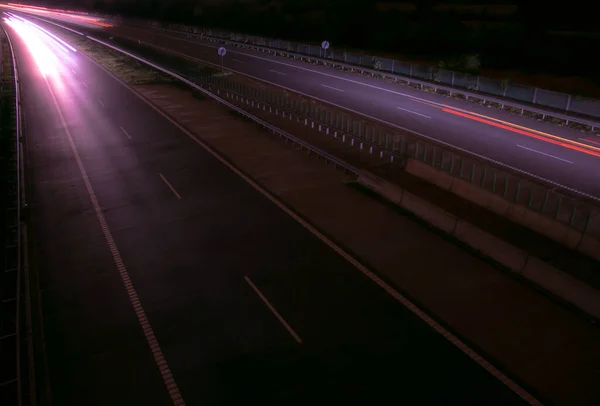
(30, 12, 600, 323)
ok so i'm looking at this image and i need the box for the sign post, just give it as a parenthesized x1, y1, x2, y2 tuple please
(321, 40, 330, 59)
(217, 47, 227, 73)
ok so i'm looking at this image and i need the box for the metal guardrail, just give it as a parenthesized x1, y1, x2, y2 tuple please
(0, 22, 27, 406)
(100, 15, 600, 130)
(189, 73, 600, 240)
(76, 32, 361, 178)
(35, 15, 600, 244)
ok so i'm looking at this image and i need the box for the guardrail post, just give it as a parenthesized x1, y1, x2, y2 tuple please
(503, 174, 509, 197)
(515, 181, 521, 202)
(470, 163, 476, 183)
(566, 94, 572, 111)
(533, 88, 539, 104)
(527, 186, 534, 208)
(583, 211, 591, 233)
(569, 204, 577, 226)
(555, 198, 562, 219)
(400, 135, 406, 155)
(541, 190, 549, 213)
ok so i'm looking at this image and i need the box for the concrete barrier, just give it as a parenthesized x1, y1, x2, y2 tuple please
(522, 257, 600, 318)
(358, 171, 600, 320)
(357, 172, 403, 205)
(405, 159, 454, 191)
(452, 219, 529, 271)
(399, 192, 458, 234)
(359, 170, 457, 235)
(576, 210, 600, 261)
(507, 204, 583, 250)
(450, 177, 511, 216)
(577, 235, 600, 263)
(405, 157, 595, 258)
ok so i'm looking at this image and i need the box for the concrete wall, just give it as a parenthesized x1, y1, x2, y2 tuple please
(404, 158, 600, 262)
(357, 171, 600, 320)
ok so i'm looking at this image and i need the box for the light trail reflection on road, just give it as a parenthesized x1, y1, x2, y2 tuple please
(5, 15, 63, 78)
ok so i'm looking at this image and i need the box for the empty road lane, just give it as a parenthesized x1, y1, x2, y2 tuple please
(6, 15, 535, 406)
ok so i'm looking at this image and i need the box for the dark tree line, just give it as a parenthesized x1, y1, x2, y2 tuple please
(38, 0, 600, 78)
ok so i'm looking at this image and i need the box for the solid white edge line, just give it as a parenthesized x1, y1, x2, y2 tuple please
(244, 276, 302, 344)
(269, 69, 286, 75)
(517, 145, 573, 164)
(397, 106, 431, 119)
(31, 19, 544, 405)
(120, 125, 132, 139)
(158, 173, 182, 199)
(42, 72, 185, 406)
(97, 99, 104, 107)
(321, 84, 344, 92)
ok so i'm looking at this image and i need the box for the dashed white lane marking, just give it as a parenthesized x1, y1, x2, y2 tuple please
(103, 60, 543, 406)
(71, 69, 76, 74)
(397, 106, 431, 119)
(232, 58, 244, 64)
(269, 69, 287, 76)
(159, 173, 182, 200)
(82, 81, 87, 88)
(321, 84, 344, 92)
(98, 99, 104, 108)
(517, 144, 573, 164)
(120, 126, 132, 139)
(164, 105, 184, 110)
(44, 79, 185, 406)
(244, 276, 302, 344)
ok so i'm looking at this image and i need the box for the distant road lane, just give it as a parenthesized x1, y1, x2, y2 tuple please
(103, 22, 600, 200)
(4, 14, 538, 406)
(17, 11, 600, 200)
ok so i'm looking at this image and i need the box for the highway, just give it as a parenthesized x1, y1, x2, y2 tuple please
(14, 9, 600, 201)
(3, 13, 535, 406)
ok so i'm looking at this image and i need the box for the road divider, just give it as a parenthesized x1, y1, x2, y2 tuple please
(30, 14, 600, 319)
(118, 18, 600, 132)
(357, 171, 600, 320)
(34, 13, 600, 260)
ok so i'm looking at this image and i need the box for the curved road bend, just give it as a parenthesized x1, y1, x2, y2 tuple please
(4, 16, 537, 406)
(29, 13, 600, 199)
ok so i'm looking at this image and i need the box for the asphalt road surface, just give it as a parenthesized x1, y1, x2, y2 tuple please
(17, 10, 600, 201)
(4, 15, 536, 406)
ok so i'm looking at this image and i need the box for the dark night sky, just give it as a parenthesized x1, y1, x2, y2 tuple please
(18, 1, 600, 78)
